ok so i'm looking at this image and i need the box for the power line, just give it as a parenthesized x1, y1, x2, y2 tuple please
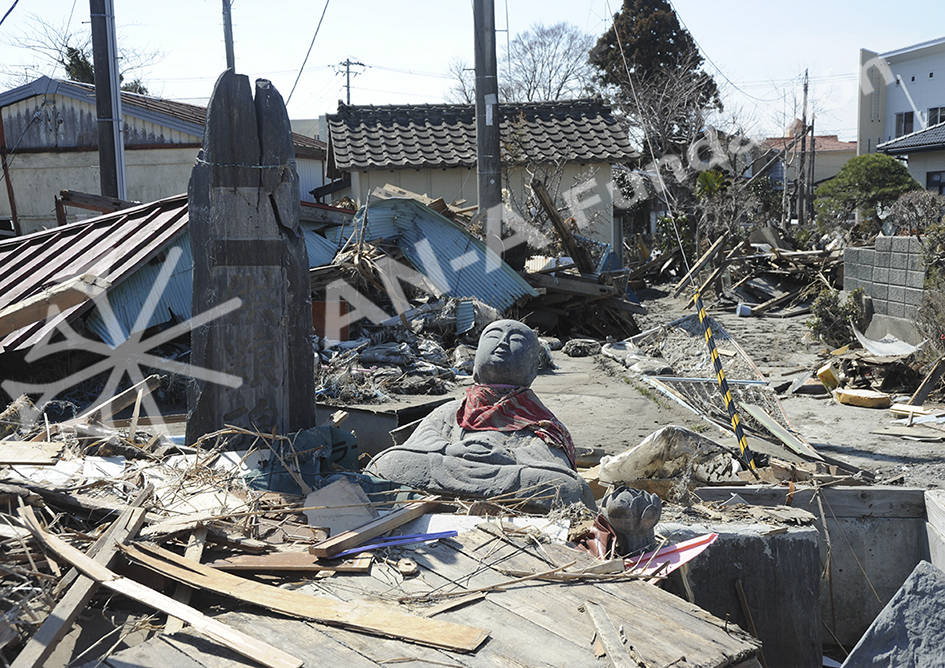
(667, 0, 784, 104)
(0, 0, 18, 28)
(286, 0, 330, 105)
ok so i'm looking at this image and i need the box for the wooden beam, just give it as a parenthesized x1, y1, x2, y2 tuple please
(531, 179, 596, 273)
(56, 189, 137, 213)
(909, 355, 945, 407)
(309, 496, 441, 559)
(17, 507, 302, 668)
(525, 272, 618, 299)
(11, 505, 148, 668)
(672, 232, 730, 298)
(165, 526, 208, 634)
(71, 374, 163, 424)
(123, 541, 489, 653)
(0, 275, 111, 338)
(749, 286, 804, 316)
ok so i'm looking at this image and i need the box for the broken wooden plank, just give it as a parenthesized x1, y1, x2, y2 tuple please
(205, 551, 373, 573)
(749, 285, 804, 316)
(309, 496, 440, 559)
(531, 179, 596, 273)
(71, 374, 163, 424)
(909, 355, 945, 407)
(525, 272, 617, 299)
(672, 232, 730, 298)
(122, 541, 489, 652)
(11, 505, 148, 668)
(583, 600, 636, 668)
(165, 526, 209, 635)
(0, 441, 63, 465)
(17, 507, 302, 668)
(0, 274, 111, 338)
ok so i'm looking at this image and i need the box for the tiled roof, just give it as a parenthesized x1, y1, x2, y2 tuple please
(326, 99, 637, 175)
(764, 134, 856, 153)
(878, 121, 945, 155)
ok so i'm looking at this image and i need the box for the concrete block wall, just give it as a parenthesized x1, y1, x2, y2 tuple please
(844, 235, 925, 322)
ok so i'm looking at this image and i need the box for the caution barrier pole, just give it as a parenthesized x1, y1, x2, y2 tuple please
(692, 289, 759, 475)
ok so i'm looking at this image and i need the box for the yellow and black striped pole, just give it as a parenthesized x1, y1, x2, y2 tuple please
(693, 289, 758, 474)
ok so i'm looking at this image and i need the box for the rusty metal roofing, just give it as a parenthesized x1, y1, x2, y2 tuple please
(0, 194, 345, 351)
(0, 77, 326, 159)
(0, 195, 190, 353)
(326, 99, 637, 176)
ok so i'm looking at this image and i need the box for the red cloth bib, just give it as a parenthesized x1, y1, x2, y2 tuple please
(456, 384, 577, 469)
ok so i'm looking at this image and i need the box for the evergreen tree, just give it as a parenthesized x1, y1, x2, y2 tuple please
(589, 0, 720, 155)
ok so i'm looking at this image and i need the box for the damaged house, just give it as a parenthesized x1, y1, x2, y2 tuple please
(0, 76, 328, 236)
(322, 98, 638, 251)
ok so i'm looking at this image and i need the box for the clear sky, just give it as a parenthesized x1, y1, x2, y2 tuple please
(1, 0, 944, 142)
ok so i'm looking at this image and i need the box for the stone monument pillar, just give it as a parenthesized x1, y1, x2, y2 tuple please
(186, 70, 315, 444)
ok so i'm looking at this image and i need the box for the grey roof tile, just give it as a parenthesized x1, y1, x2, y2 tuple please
(878, 121, 945, 154)
(326, 99, 637, 175)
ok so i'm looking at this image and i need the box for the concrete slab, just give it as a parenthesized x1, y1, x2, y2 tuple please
(658, 521, 821, 668)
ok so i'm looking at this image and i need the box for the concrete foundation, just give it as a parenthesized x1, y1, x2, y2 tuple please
(694, 486, 928, 648)
(658, 521, 822, 668)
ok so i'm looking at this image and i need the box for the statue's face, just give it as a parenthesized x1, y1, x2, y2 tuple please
(473, 320, 539, 386)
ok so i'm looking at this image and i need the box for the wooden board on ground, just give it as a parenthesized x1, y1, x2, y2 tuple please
(205, 551, 372, 572)
(100, 527, 761, 668)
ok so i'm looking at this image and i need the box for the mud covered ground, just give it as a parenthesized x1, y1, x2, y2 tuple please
(534, 284, 945, 491)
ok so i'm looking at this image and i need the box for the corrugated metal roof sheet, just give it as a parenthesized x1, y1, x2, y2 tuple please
(0, 195, 190, 353)
(0, 198, 342, 351)
(339, 198, 538, 311)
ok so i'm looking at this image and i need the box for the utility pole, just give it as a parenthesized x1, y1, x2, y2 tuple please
(797, 69, 809, 226)
(222, 0, 236, 70)
(807, 114, 816, 222)
(473, 0, 502, 258)
(338, 58, 364, 105)
(89, 0, 126, 200)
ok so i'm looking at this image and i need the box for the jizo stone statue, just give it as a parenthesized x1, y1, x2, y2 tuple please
(368, 320, 596, 511)
(186, 70, 315, 445)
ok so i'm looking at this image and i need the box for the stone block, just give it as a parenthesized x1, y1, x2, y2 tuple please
(891, 235, 915, 252)
(889, 285, 906, 303)
(907, 270, 926, 289)
(908, 252, 924, 272)
(905, 288, 925, 307)
(843, 562, 945, 668)
(889, 268, 907, 286)
(873, 266, 890, 284)
(888, 301, 906, 318)
(872, 283, 888, 301)
(890, 252, 908, 270)
(875, 250, 891, 268)
(876, 236, 893, 252)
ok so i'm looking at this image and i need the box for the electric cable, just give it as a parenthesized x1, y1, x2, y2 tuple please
(286, 0, 330, 105)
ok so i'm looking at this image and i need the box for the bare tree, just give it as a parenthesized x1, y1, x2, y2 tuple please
(499, 22, 596, 102)
(1, 13, 162, 92)
(445, 57, 475, 104)
(445, 22, 595, 104)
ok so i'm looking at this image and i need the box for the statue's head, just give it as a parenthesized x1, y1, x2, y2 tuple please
(473, 319, 540, 387)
